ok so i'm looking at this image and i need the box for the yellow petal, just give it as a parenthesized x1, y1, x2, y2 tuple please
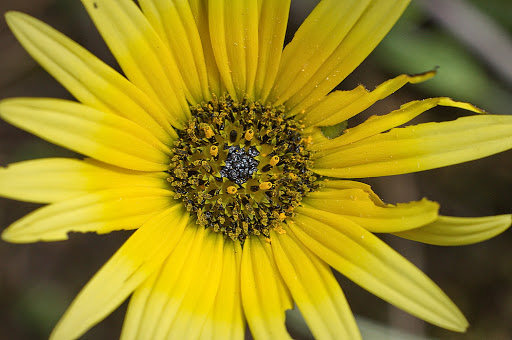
(164, 230, 225, 339)
(199, 240, 244, 340)
(269, 0, 370, 106)
(0, 158, 168, 203)
(121, 267, 160, 340)
(291, 205, 468, 332)
(303, 182, 439, 233)
(5, 11, 177, 142)
(311, 97, 484, 152)
(313, 114, 512, 178)
(271, 229, 361, 340)
(188, 0, 223, 95)
(121, 225, 213, 340)
(0, 98, 171, 171)
(270, 0, 410, 116)
(253, 0, 291, 102)
(241, 236, 292, 340)
(120, 221, 198, 340)
(301, 86, 368, 126)
(138, 0, 211, 103)
(81, 0, 190, 124)
(2, 187, 174, 243)
(50, 206, 189, 340)
(394, 215, 512, 246)
(302, 71, 435, 128)
(209, 0, 259, 100)
(260, 234, 293, 311)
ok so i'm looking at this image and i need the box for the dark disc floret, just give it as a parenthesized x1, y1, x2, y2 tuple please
(168, 94, 318, 242)
(220, 145, 259, 185)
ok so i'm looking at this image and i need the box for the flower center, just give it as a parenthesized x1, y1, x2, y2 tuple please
(168, 95, 317, 242)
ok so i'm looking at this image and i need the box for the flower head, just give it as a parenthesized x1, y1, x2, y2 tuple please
(1, 0, 511, 339)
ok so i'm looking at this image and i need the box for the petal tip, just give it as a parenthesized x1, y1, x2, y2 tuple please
(5, 10, 21, 21)
(408, 68, 437, 83)
(4, 11, 31, 29)
(1, 227, 24, 244)
(505, 214, 512, 225)
(453, 317, 469, 333)
(2, 224, 70, 244)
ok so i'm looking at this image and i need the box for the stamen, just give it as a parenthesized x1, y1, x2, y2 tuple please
(245, 129, 254, 141)
(203, 125, 215, 138)
(270, 155, 280, 166)
(210, 145, 218, 157)
(259, 182, 273, 190)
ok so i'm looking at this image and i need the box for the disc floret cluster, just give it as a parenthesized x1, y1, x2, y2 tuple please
(168, 95, 318, 241)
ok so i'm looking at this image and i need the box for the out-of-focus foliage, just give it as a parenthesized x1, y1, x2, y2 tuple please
(373, 2, 512, 116)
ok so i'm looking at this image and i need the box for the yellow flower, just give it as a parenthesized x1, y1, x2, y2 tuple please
(1, 1, 511, 339)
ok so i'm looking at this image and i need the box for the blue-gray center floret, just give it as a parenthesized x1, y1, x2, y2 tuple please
(220, 145, 259, 185)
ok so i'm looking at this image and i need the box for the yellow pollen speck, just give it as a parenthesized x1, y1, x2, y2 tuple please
(303, 135, 313, 146)
(274, 224, 286, 234)
(203, 126, 215, 138)
(279, 212, 286, 221)
(210, 145, 218, 157)
(259, 182, 273, 190)
(270, 155, 279, 166)
(227, 186, 238, 194)
(245, 129, 254, 141)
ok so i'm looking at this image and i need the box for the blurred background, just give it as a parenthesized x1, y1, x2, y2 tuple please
(0, 0, 511, 339)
